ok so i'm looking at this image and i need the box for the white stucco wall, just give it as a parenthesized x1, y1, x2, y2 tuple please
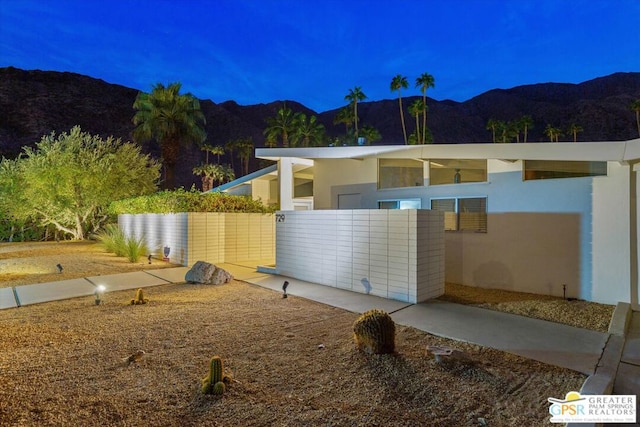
(313, 158, 377, 209)
(275, 209, 444, 303)
(592, 163, 630, 305)
(310, 157, 629, 305)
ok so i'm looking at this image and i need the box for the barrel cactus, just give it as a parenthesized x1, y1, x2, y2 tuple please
(130, 288, 148, 305)
(353, 309, 396, 354)
(202, 356, 226, 395)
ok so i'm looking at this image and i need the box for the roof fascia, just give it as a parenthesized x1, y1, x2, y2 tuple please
(257, 141, 638, 163)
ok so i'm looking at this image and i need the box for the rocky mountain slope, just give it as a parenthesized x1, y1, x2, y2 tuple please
(1, 66, 639, 188)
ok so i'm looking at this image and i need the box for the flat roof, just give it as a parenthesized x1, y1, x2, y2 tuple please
(256, 139, 640, 163)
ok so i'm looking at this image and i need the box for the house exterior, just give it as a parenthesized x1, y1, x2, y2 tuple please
(211, 161, 314, 210)
(256, 139, 640, 308)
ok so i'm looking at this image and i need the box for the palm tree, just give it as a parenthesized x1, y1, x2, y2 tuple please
(509, 120, 522, 143)
(264, 139, 279, 148)
(416, 73, 435, 144)
(132, 82, 206, 189)
(409, 99, 426, 145)
(519, 115, 534, 143)
(235, 137, 254, 176)
(390, 75, 409, 144)
(631, 99, 640, 137)
(344, 86, 367, 142)
(221, 164, 235, 185)
(207, 163, 236, 188)
(567, 123, 583, 142)
(263, 105, 297, 147)
(192, 163, 217, 192)
(359, 125, 381, 145)
(211, 145, 225, 163)
(295, 114, 325, 147)
(544, 124, 563, 142)
(486, 119, 500, 143)
(333, 107, 354, 134)
(224, 139, 238, 171)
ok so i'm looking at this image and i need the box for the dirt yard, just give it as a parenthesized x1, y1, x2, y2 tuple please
(0, 242, 610, 426)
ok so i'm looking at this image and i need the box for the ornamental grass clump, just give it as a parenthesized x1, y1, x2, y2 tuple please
(353, 309, 396, 354)
(96, 224, 127, 257)
(124, 235, 148, 263)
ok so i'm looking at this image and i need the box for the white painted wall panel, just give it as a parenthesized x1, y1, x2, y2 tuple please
(275, 209, 444, 303)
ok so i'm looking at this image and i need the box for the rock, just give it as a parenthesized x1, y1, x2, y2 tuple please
(185, 261, 216, 284)
(209, 266, 234, 285)
(185, 261, 233, 285)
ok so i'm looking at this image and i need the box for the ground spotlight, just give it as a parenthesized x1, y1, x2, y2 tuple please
(95, 285, 106, 305)
(56, 263, 63, 273)
(282, 281, 289, 298)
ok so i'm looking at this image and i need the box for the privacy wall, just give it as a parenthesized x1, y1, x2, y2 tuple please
(119, 213, 275, 266)
(275, 209, 445, 303)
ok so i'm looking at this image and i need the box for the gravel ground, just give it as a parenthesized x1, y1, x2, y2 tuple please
(0, 242, 608, 426)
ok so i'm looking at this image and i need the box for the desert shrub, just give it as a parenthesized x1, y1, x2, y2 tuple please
(109, 188, 275, 215)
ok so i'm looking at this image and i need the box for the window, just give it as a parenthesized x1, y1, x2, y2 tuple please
(429, 159, 487, 185)
(431, 197, 487, 232)
(378, 159, 424, 189)
(523, 160, 607, 180)
(378, 199, 422, 210)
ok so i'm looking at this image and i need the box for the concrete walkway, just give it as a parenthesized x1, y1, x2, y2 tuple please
(3, 263, 635, 389)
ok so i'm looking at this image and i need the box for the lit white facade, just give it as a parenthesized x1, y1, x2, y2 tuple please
(257, 140, 640, 308)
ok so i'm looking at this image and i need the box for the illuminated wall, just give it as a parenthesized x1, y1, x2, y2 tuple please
(119, 213, 275, 266)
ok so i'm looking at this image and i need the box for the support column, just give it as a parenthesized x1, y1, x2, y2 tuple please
(631, 163, 639, 309)
(278, 157, 294, 211)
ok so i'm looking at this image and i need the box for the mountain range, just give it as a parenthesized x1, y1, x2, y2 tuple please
(1, 66, 639, 189)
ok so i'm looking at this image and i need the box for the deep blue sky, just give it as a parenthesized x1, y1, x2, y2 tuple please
(1, 0, 639, 112)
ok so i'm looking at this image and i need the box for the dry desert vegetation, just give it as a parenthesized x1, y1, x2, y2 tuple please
(0, 241, 613, 426)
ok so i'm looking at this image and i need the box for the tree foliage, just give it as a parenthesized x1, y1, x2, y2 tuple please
(0, 126, 160, 240)
(132, 82, 206, 189)
(263, 105, 297, 148)
(109, 188, 274, 215)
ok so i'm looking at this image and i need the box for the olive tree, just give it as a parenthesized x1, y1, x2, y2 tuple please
(0, 126, 160, 240)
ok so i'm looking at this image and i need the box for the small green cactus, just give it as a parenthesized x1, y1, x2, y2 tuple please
(353, 309, 396, 354)
(202, 355, 227, 395)
(130, 288, 148, 305)
(212, 381, 226, 395)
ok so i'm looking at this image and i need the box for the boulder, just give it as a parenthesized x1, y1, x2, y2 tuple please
(185, 261, 233, 285)
(210, 267, 234, 285)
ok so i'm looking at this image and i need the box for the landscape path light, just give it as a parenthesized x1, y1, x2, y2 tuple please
(95, 285, 106, 305)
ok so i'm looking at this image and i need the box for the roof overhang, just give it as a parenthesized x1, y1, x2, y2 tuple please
(256, 139, 640, 163)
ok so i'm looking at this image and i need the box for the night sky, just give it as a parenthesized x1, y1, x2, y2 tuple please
(1, 0, 639, 112)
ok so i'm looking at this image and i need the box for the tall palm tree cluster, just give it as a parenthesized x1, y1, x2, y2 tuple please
(263, 105, 326, 148)
(390, 72, 435, 145)
(486, 116, 534, 143)
(486, 117, 586, 143)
